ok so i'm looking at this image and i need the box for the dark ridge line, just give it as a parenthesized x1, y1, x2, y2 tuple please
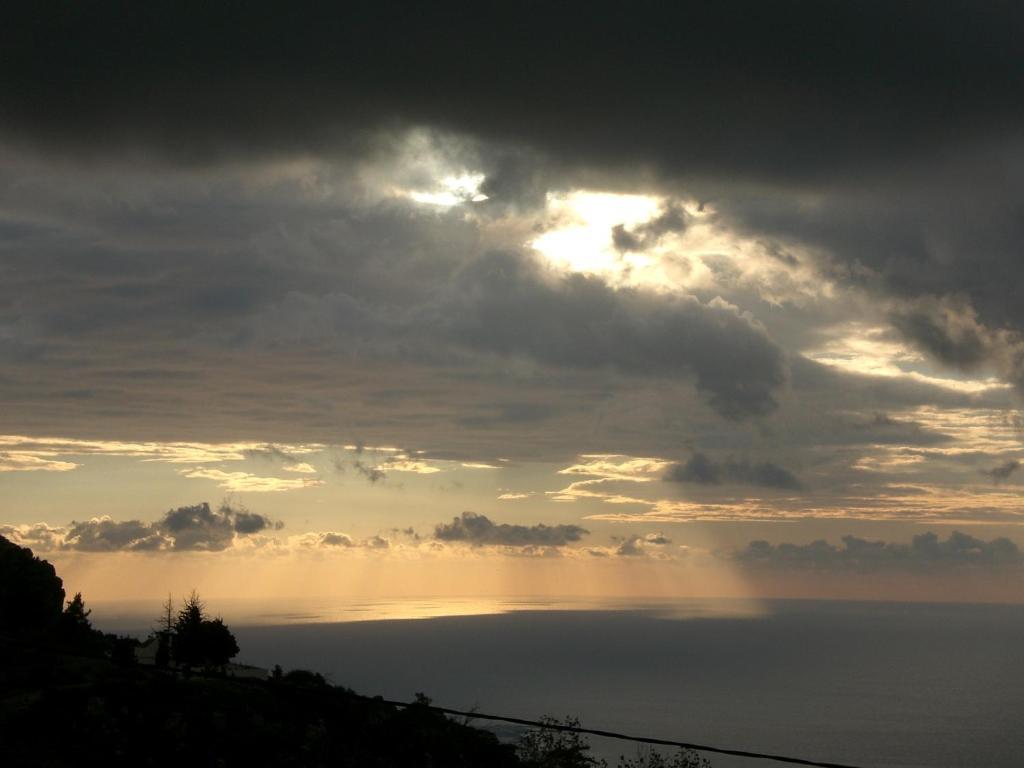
(370, 695, 867, 768)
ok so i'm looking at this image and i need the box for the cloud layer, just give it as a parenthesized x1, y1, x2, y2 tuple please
(4, 2, 1022, 184)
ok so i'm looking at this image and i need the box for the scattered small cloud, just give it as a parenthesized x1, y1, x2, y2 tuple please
(282, 462, 317, 474)
(291, 530, 396, 550)
(320, 532, 354, 547)
(433, 511, 588, 547)
(982, 459, 1021, 483)
(353, 459, 387, 484)
(378, 458, 441, 474)
(614, 532, 673, 557)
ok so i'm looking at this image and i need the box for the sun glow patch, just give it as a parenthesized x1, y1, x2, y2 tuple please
(526, 189, 814, 301)
(530, 191, 662, 276)
(407, 173, 489, 206)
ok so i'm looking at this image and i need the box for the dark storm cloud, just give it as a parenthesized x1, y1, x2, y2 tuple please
(3, 2, 1021, 183)
(60, 502, 277, 552)
(717, 178, 1024, 388)
(734, 531, 1023, 571)
(254, 248, 789, 420)
(666, 452, 803, 490)
(0, 139, 793, 436)
(434, 512, 588, 547)
(441, 252, 787, 419)
(889, 298, 991, 371)
(2, 3, 1023, 466)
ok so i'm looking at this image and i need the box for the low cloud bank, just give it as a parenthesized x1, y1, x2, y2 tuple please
(734, 531, 1022, 571)
(3, 502, 280, 553)
(434, 511, 588, 547)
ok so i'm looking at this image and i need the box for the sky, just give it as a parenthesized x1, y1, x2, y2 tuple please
(2, 1, 1024, 605)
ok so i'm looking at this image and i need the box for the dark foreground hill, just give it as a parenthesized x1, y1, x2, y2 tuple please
(0, 644, 519, 768)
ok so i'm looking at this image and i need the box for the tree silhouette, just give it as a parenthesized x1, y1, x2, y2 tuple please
(171, 590, 238, 668)
(175, 590, 205, 631)
(156, 593, 174, 633)
(197, 617, 239, 666)
(59, 592, 92, 640)
(57, 592, 108, 654)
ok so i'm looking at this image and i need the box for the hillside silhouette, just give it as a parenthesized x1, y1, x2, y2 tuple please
(0, 535, 707, 767)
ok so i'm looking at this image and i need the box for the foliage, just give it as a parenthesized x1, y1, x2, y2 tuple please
(518, 716, 603, 767)
(106, 634, 140, 666)
(0, 534, 64, 635)
(519, 718, 713, 768)
(58, 592, 106, 655)
(616, 747, 711, 768)
(171, 590, 239, 668)
(278, 668, 328, 687)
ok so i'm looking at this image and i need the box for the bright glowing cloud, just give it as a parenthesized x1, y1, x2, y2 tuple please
(282, 462, 318, 474)
(407, 172, 489, 206)
(0, 435, 323, 466)
(558, 454, 671, 482)
(530, 191, 662, 276)
(376, 458, 442, 474)
(177, 468, 324, 492)
(0, 451, 79, 472)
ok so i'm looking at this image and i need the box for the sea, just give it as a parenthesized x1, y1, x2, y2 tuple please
(90, 597, 1024, 768)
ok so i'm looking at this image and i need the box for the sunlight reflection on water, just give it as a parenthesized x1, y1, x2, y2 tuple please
(90, 595, 766, 634)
